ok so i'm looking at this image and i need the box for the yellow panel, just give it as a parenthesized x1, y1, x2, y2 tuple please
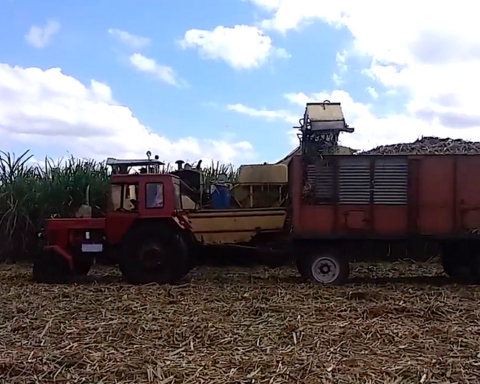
(238, 164, 288, 184)
(188, 208, 287, 244)
(307, 103, 344, 121)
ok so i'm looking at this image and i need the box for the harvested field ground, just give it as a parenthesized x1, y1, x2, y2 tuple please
(1, 262, 480, 384)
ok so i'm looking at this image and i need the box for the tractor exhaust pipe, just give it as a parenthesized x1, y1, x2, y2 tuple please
(175, 160, 185, 170)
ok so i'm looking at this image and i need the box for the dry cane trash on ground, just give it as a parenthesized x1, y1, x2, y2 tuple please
(1, 262, 480, 384)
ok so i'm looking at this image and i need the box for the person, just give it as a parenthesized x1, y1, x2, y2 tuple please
(147, 184, 163, 208)
(130, 199, 139, 210)
(152, 187, 163, 207)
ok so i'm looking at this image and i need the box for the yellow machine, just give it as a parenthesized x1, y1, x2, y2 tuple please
(179, 163, 289, 245)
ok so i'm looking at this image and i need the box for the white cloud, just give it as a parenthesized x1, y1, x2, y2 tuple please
(333, 51, 348, 86)
(248, 0, 280, 11)
(366, 86, 378, 99)
(336, 52, 346, 64)
(332, 73, 343, 87)
(284, 92, 310, 106)
(248, 0, 480, 146)
(0, 63, 255, 164)
(108, 29, 150, 49)
(180, 25, 288, 70)
(25, 19, 60, 49)
(227, 103, 298, 124)
(227, 98, 300, 148)
(129, 53, 186, 87)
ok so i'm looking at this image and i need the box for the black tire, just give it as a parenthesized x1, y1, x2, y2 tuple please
(299, 250, 349, 286)
(73, 258, 93, 275)
(181, 230, 199, 272)
(296, 256, 308, 278)
(33, 250, 72, 284)
(441, 253, 456, 277)
(120, 229, 190, 285)
(441, 243, 476, 283)
(466, 247, 480, 284)
(441, 252, 468, 279)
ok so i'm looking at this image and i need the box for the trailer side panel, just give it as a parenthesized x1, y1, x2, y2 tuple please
(456, 156, 480, 234)
(292, 154, 480, 239)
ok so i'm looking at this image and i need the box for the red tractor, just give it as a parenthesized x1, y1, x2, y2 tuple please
(34, 157, 199, 284)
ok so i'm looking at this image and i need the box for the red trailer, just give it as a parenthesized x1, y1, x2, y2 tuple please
(289, 154, 480, 285)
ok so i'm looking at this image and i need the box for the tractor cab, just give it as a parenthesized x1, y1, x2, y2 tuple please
(104, 156, 184, 244)
(106, 156, 180, 212)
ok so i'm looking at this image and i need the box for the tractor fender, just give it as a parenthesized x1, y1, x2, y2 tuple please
(44, 245, 74, 270)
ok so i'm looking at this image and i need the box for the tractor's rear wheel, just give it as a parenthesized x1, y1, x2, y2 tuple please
(120, 230, 190, 285)
(33, 250, 72, 284)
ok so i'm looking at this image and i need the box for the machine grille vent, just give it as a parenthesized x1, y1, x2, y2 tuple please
(373, 158, 408, 205)
(307, 159, 334, 203)
(339, 158, 371, 204)
(306, 156, 409, 206)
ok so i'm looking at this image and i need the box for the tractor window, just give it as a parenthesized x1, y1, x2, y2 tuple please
(111, 184, 122, 210)
(146, 183, 164, 208)
(110, 183, 139, 211)
(173, 180, 181, 209)
(125, 184, 139, 211)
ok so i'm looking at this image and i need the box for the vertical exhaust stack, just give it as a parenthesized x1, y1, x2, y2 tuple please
(297, 101, 354, 157)
(176, 160, 185, 171)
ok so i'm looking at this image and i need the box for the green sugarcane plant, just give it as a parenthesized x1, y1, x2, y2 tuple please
(0, 150, 238, 262)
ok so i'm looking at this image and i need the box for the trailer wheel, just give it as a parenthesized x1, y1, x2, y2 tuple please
(441, 243, 475, 283)
(441, 254, 455, 277)
(120, 230, 189, 285)
(441, 253, 467, 279)
(466, 249, 480, 284)
(33, 250, 72, 284)
(300, 251, 349, 286)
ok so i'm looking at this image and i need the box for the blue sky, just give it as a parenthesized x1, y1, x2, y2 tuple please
(1, 0, 479, 165)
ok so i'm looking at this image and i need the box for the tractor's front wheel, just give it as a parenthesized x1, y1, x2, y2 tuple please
(33, 249, 72, 284)
(73, 258, 93, 276)
(120, 230, 190, 285)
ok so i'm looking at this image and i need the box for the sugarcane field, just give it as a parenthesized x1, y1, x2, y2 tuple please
(2, 128, 480, 383)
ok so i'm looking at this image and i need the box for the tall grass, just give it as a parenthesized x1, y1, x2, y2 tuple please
(0, 150, 237, 262)
(201, 161, 239, 184)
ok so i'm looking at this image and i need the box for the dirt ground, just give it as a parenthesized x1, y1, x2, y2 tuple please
(1, 262, 480, 383)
